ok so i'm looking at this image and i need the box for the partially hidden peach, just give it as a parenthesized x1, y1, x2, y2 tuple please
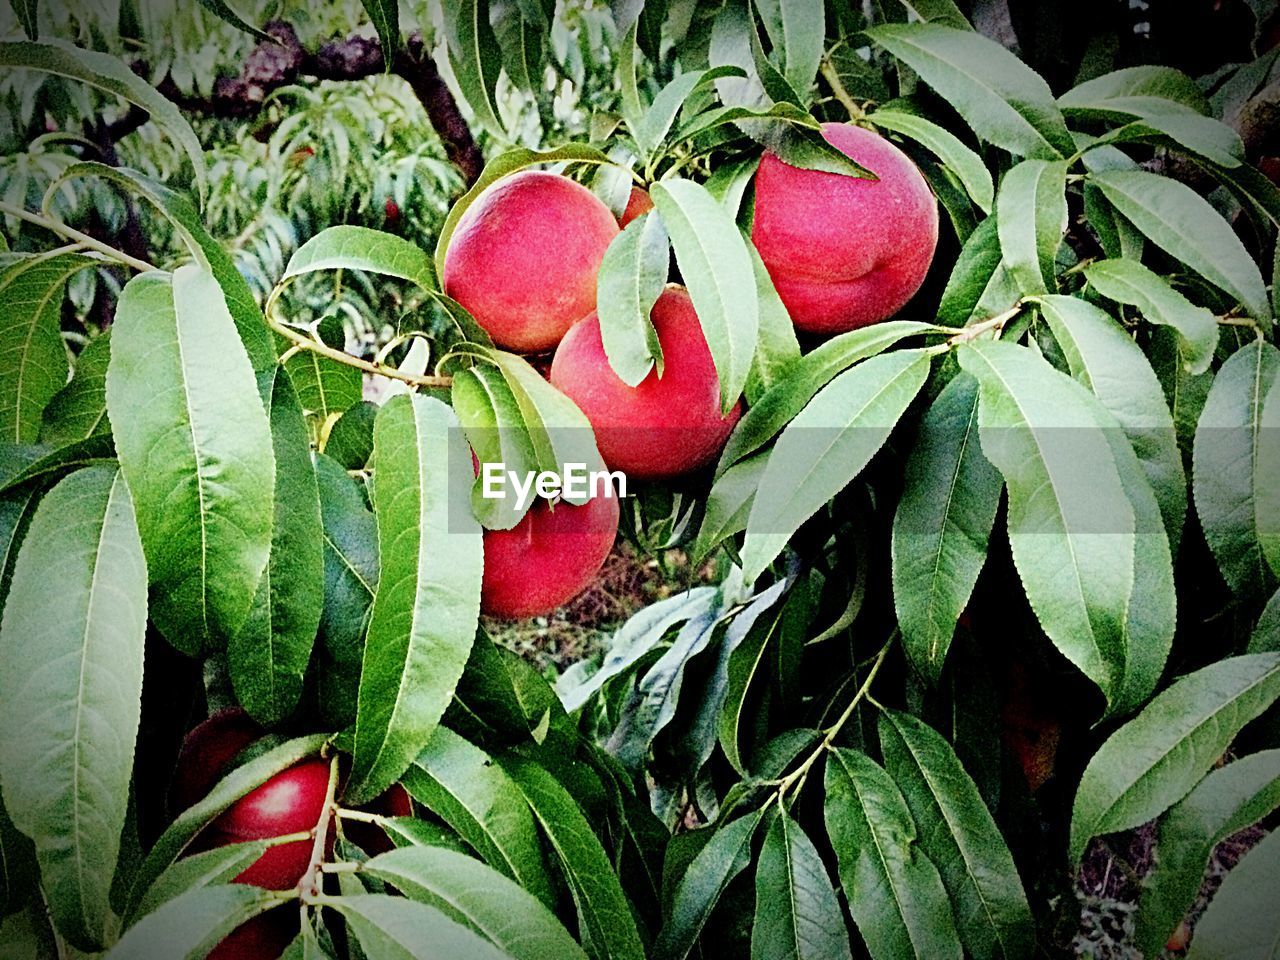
(550, 285, 742, 479)
(619, 186, 655, 227)
(206, 910, 298, 960)
(481, 488, 620, 620)
(752, 122, 939, 334)
(443, 170, 620, 353)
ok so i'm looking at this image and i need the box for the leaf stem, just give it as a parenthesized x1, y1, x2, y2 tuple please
(0, 202, 157, 273)
(335, 807, 386, 825)
(297, 754, 341, 902)
(947, 302, 1025, 347)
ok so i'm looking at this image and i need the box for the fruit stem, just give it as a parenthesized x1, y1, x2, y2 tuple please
(946, 302, 1025, 347)
(297, 755, 341, 903)
(0, 202, 157, 273)
(819, 58, 865, 122)
(335, 808, 386, 825)
(262, 287, 453, 390)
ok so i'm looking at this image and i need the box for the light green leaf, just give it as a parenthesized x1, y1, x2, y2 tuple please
(751, 812, 852, 960)
(0, 41, 207, 202)
(107, 267, 274, 653)
(879, 712, 1033, 960)
(40, 333, 111, 446)
(1092, 169, 1271, 324)
(1082, 258, 1219, 375)
(651, 179, 758, 413)
(1193, 340, 1280, 597)
(441, 0, 505, 138)
(347, 395, 482, 804)
(0, 466, 146, 950)
(959, 340, 1134, 704)
(283, 350, 362, 424)
(742, 350, 931, 582)
(633, 66, 746, 159)
(451, 364, 539, 529)
(0, 254, 94, 443)
(1069, 652, 1280, 862)
(596, 213, 668, 387)
(104, 886, 281, 960)
(229, 371, 323, 725)
(1059, 65, 1209, 118)
(745, 244, 802, 404)
(865, 24, 1073, 159)
(1136, 749, 1280, 958)
(404, 726, 554, 907)
(754, 0, 825, 100)
(892, 373, 1002, 684)
(284, 225, 436, 292)
(331, 894, 512, 960)
(825, 748, 963, 960)
(130, 841, 269, 924)
(936, 216, 1018, 327)
(995, 160, 1068, 295)
(871, 109, 994, 213)
(1184, 826, 1280, 959)
(360, 0, 399, 63)
(692, 451, 767, 564)
(655, 809, 765, 960)
(362, 846, 588, 960)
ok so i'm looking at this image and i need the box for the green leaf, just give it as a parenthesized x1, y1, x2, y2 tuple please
(229, 371, 323, 725)
(1193, 340, 1280, 597)
(865, 24, 1073, 159)
(0, 790, 36, 918)
(1252, 588, 1280, 653)
(500, 756, 646, 960)
(871, 110, 994, 213)
(1083, 258, 1219, 375)
(741, 350, 931, 582)
(1184, 826, 1280, 959)
(1135, 749, 1280, 958)
(284, 225, 436, 292)
(1037, 295, 1186, 548)
(104, 886, 281, 960)
(754, 0, 825, 100)
(46, 164, 275, 370)
(651, 179, 758, 412)
(40, 333, 111, 446)
(892, 373, 1003, 685)
(654, 809, 765, 960)
(0, 434, 116, 499)
(107, 267, 274, 653)
(8, 0, 36, 38)
(751, 812, 852, 960)
(441, 0, 505, 138)
(284, 351, 362, 425)
(1069, 652, 1280, 863)
(434, 144, 614, 279)
(362, 846, 588, 960)
(719, 321, 937, 474)
(192, 0, 272, 39)
(330, 894, 512, 960)
(745, 244, 802, 404)
(692, 451, 766, 564)
(596, 213, 669, 387)
(0, 254, 93, 443)
(959, 340, 1134, 704)
(879, 711, 1034, 960)
(122, 735, 328, 918)
(452, 365, 538, 530)
(0, 467, 145, 949)
(1093, 114, 1244, 168)
(315, 453, 378, 666)
(1091, 169, 1271, 325)
(936, 216, 1018, 327)
(130, 841, 269, 924)
(404, 727, 554, 906)
(995, 160, 1068, 295)
(324, 401, 377, 471)
(1059, 65, 1209, 118)
(825, 748, 963, 960)
(492, 0, 542, 95)
(0, 41, 207, 202)
(360, 0, 399, 63)
(633, 66, 746, 159)
(347, 395, 482, 804)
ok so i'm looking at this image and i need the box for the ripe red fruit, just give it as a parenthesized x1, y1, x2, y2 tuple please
(481, 489, 620, 619)
(384, 198, 400, 222)
(206, 911, 297, 960)
(619, 186, 655, 227)
(204, 759, 331, 890)
(550, 286, 742, 478)
(443, 170, 620, 353)
(752, 122, 939, 334)
(171, 708, 262, 813)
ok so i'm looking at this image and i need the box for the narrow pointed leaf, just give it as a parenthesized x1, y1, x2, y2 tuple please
(331, 894, 512, 960)
(0, 466, 145, 949)
(871, 109, 994, 213)
(1069, 652, 1280, 863)
(441, 0, 505, 137)
(360, 0, 399, 62)
(751, 812, 852, 960)
(996, 160, 1068, 295)
(348, 395, 482, 804)
(40, 333, 111, 445)
(633, 66, 745, 158)
(315, 453, 378, 665)
(596, 213, 669, 387)
(892, 372, 1003, 684)
(1184, 827, 1280, 960)
(1059, 65, 1209, 118)
(745, 244, 802, 403)
(130, 841, 270, 923)
(103, 886, 281, 960)
(754, 0, 825, 99)
(742, 350, 931, 582)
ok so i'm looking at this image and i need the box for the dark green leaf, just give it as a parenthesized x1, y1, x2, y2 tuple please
(348, 395, 482, 804)
(323, 401, 377, 471)
(40, 333, 110, 446)
(8, 0, 36, 38)
(130, 841, 269, 924)
(284, 350, 362, 425)
(751, 812, 852, 960)
(360, 0, 399, 63)
(315, 453, 378, 665)
(995, 160, 1068, 295)
(103, 886, 281, 960)
(745, 244, 802, 404)
(0, 790, 36, 918)
(1184, 827, 1280, 959)
(936, 216, 1018, 327)
(193, 0, 272, 40)
(1059, 65, 1209, 118)
(441, 0, 505, 137)
(1251, 588, 1280, 654)
(754, 0, 825, 99)
(0, 467, 145, 950)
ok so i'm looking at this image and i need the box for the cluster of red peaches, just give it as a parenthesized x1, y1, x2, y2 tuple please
(465, 122, 938, 621)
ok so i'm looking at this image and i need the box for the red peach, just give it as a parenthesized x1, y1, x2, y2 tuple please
(550, 286, 742, 478)
(481, 489, 620, 619)
(443, 171, 620, 353)
(619, 186, 655, 227)
(206, 911, 297, 960)
(752, 122, 939, 334)
(204, 759, 331, 890)
(171, 708, 262, 813)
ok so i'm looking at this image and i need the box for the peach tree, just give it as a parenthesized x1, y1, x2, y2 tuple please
(0, 1, 1278, 958)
